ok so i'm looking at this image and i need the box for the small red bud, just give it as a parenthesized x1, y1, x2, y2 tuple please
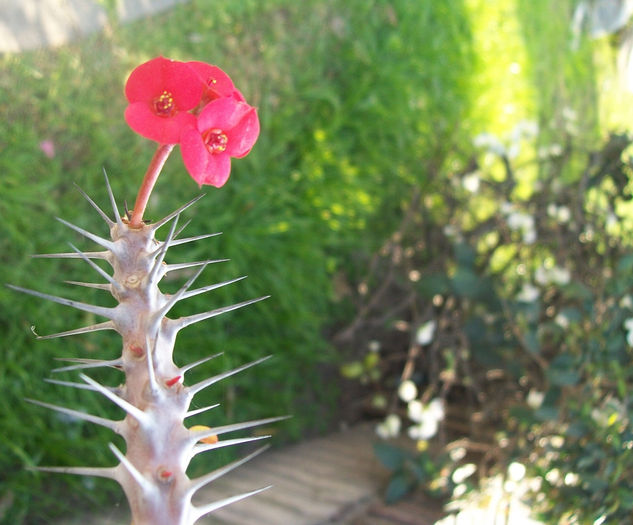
(157, 467, 173, 483)
(129, 345, 144, 357)
(165, 375, 182, 387)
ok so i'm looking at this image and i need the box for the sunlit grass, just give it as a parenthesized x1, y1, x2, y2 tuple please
(467, 0, 536, 136)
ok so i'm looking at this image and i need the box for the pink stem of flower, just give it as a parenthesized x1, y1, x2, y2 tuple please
(129, 143, 175, 228)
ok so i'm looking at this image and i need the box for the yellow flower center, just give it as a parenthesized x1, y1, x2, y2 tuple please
(153, 90, 176, 117)
(203, 128, 228, 154)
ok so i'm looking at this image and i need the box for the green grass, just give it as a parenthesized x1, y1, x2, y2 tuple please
(2, 0, 623, 522)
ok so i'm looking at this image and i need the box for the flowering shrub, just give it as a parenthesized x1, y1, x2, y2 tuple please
(336, 124, 633, 522)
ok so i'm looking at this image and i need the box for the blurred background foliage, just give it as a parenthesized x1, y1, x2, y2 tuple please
(2, 0, 633, 523)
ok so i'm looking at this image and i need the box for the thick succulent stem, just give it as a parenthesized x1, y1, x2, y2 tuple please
(14, 180, 276, 524)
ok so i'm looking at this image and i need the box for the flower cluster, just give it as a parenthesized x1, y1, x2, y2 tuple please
(124, 56, 259, 187)
(375, 376, 445, 444)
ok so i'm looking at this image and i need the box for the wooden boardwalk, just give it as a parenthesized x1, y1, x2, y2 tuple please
(60, 424, 444, 525)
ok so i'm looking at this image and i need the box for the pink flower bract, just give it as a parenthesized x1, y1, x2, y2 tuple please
(124, 57, 203, 144)
(187, 61, 245, 104)
(180, 97, 260, 187)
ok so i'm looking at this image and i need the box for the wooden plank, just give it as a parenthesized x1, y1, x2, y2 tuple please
(198, 425, 389, 524)
(60, 424, 427, 525)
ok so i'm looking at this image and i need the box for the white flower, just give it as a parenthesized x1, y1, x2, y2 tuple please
(550, 266, 570, 285)
(517, 283, 539, 302)
(443, 224, 460, 239)
(535, 264, 570, 286)
(620, 295, 633, 309)
(375, 414, 401, 439)
(555, 312, 570, 329)
(526, 389, 544, 409)
(547, 203, 571, 223)
(507, 462, 526, 482)
(398, 380, 418, 403)
(545, 468, 561, 485)
(549, 435, 565, 448)
(416, 320, 436, 346)
(507, 211, 532, 231)
(408, 399, 424, 422)
(407, 397, 444, 441)
(547, 203, 557, 218)
(564, 472, 579, 486)
(452, 482, 468, 498)
(452, 463, 477, 483)
(523, 227, 536, 244)
(368, 340, 381, 352)
(408, 417, 439, 440)
(535, 266, 549, 285)
(427, 398, 445, 420)
(449, 446, 467, 462)
(462, 172, 480, 193)
(556, 206, 571, 223)
(506, 210, 536, 244)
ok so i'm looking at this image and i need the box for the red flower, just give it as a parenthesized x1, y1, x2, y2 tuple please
(180, 97, 260, 187)
(187, 61, 245, 105)
(124, 57, 203, 144)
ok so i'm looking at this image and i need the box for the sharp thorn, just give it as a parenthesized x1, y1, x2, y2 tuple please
(73, 182, 114, 227)
(180, 276, 247, 301)
(103, 168, 123, 227)
(79, 374, 148, 425)
(29, 465, 117, 479)
(32, 251, 108, 260)
(147, 214, 179, 285)
(25, 398, 119, 432)
(188, 356, 272, 397)
(164, 258, 229, 274)
(52, 357, 123, 373)
(44, 378, 116, 393)
(56, 217, 114, 250)
(150, 194, 205, 232)
(192, 486, 272, 521)
(154, 263, 208, 321)
(189, 415, 289, 444)
(68, 242, 123, 293)
(35, 321, 116, 340)
(172, 218, 192, 242)
(175, 296, 270, 332)
(185, 403, 220, 419)
(7, 284, 116, 320)
(188, 446, 270, 495)
(108, 443, 154, 494)
(191, 435, 270, 458)
(64, 280, 111, 291)
(170, 231, 222, 247)
(179, 352, 224, 375)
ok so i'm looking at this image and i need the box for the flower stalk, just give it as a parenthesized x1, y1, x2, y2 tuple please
(129, 143, 175, 228)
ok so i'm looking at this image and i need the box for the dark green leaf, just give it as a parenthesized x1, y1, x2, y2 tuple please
(385, 473, 413, 503)
(374, 442, 412, 470)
